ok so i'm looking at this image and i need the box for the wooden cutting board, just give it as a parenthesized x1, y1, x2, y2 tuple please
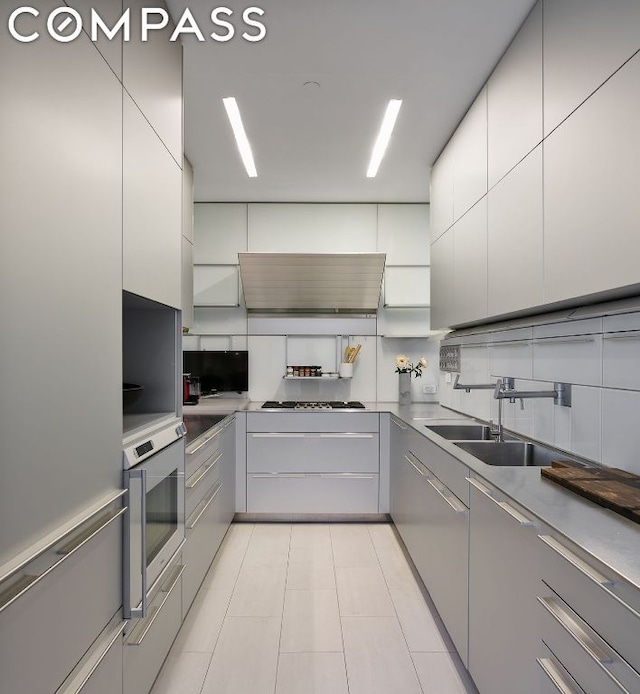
(542, 464, 640, 524)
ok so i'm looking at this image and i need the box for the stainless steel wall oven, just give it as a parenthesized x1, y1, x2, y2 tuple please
(123, 417, 185, 618)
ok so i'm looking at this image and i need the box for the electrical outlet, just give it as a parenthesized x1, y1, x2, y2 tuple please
(422, 384, 437, 394)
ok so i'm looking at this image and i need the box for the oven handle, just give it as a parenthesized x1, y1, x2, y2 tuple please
(126, 468, 147, 620)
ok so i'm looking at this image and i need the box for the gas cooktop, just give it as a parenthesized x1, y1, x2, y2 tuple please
(261, 400, 366, 410)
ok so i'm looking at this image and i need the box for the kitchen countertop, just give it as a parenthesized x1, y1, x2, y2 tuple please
(182, 398, 640, 592)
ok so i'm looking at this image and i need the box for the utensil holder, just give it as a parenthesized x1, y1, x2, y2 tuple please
(339, 363, 354, 379)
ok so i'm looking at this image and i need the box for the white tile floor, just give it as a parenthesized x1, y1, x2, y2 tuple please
(151, 523, 476, 694)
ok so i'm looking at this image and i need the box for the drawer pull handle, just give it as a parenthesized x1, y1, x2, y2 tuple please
(467, 478, 533, 526)
(533, 337, 596, 345)
(405, 453, 425, 476)
(250, 473, 374, 480)
(603, 332, 640, 341)
(58, 620, 127, 694)
(186, 483, 223, 530)
(536, 658, 582, 694)
(187, 427, 223, 454)
(186, 450, 223, 489)
(427, 478, 467, 514)
(490, 340, 531, 347)
(0, 498, 126, 615)
(537, 595, 613, 665)
(128, 564, 185, 646)
(538, 535, 613, 587)
(308, 433, 374, 439)
(319, 474, 375, 479)
(392, 418, 408, 430)
(251, 433, 305, 438)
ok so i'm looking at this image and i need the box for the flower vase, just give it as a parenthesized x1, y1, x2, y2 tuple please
(398, 371, 411, 405)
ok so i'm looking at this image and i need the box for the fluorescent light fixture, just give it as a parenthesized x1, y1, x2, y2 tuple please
(222, 97, 257, 178)
(366, 99, 402, 178)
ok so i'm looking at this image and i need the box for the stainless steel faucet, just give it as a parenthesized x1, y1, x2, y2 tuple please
(491, 378, 572, 442)
(452, 374, 495, 392)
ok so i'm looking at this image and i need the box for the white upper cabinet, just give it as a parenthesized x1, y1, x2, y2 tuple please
(487, 2, 542, 187)
(383, 267, 431, 307)
(453, 199, 488, 326)
(183, 158, 194, 244)
(543, 52, 640, 305)
(452, 88, 488, 222)
(248, 203, 377, 253)
(377, 204, 430, 265)
(122, 0, 183, 163)
(123, 95, 182, 308)
(194, 203, 247, 264)
(72, 0, 123, 78)
(487, 147, 543, 317)
(430, 229, 455, 330)
(430, 146, 454, 242)
(543, 0, 640, 136)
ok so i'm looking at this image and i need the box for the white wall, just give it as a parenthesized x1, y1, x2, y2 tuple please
(186, 203, 440, 402)
(438, 307, 640, 475)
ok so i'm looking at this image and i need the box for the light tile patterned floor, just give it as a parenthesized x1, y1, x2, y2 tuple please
(151, 523, 476, 694)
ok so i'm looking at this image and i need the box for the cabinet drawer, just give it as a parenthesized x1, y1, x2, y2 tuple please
(532, 335, 602, 386)
(538, 533, 640, 675)
(247, 473, 379, 513)
(602, 330, 640, 390)
(247, 432, 379, 473)
(0, 505, 123, 694)
(183, 481, 230, 612)
(124, 559, 184, 694)
(185, 419, 230, 478)
(247, 412, 379, 433)
(185, 449, 223, 517)
(538, 587, 640, 694)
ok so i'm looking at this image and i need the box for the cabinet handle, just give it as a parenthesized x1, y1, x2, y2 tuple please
(186, 482, 223, 530)
(319, 474, 375, 479)
(538, 535, 613, 587)
(186, 450, 223, 489)
(536, 658, 582, 694)
(603, 332, 640, 341)
(392, 418, 408, 430)
(251, 433, 305, 438)
(250, 473, 374, 480)
(467, 478, 533, 526)
(405, 453, 425, 476)
(309, 433, 374, 439)
(58, 620, 127, 694)
(537, 595, 613, 666)
(128, 564, 185, 646)
(187, 427, 223, 454)
(251, 473, 307, 478)
(490, 340, 531, 347)
(0, 493, 126, 615)
(426, 478, 467, 513)
(533, 337, 596, 345)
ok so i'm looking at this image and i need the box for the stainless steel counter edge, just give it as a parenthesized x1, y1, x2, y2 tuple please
(190, 400, 640, 592)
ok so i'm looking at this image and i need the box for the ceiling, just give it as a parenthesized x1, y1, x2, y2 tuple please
(166, 0, 536, 203)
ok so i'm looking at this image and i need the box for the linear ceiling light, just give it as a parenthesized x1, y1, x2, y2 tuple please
(366, 99, 402, 178)
(222, 97, 257, 177)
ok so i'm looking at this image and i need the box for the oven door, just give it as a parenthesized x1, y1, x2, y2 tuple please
(124, 438, 185, 618)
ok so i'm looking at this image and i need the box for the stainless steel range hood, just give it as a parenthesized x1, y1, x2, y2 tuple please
(238, 253, 386, 313)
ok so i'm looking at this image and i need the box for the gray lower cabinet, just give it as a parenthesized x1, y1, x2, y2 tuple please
(183, 417, 236, 614)
(0, 495, 124, 694)
(245, 413, 380, 514)
(537, 530, 640, 694)
(467, 475, 539, 694)
(390, 421, 469, 665)
(123, 554, 184, 694)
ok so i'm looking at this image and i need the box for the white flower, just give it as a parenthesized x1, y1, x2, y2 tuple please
(419, 357, 428, 368)
(395, 355, 408, 369)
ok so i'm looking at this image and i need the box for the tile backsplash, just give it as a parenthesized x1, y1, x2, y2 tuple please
(439, 310, 640, 475)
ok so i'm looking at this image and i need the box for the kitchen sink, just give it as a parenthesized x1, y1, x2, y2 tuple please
(454, 440, 575, 467)
(425, 424, 517, 441)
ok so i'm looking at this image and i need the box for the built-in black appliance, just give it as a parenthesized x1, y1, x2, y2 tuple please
(261, 400, 366, 410)
(183, 350, 248, 394)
